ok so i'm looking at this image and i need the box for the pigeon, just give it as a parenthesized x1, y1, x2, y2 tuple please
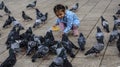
(11, 40, 21, 52)
(85, 39, 104, 56)
(55, 47, 72, 67)
(78, 33, 86, 51)
(4, 6, 11, 15)
(96, 26, 104, 42)
(62, 33, 79, 49)
(70, 3, 79, 12)
(113, 15, 120, 26)
(117, 33, 120, 56)
(0, 1, 4, 10)
(22, 11, 32, 21)
(63, 58, 73, 67)
(11, 16, 24, 30)
(0, 49, 16, 67)
(49, 57, 64, 67)
(33, 35, 42, 45)
(33, 18, 41, 28)
(61, 33, 79, 58)
(26, 41, 37, 55)
(26, 1, 37, 8)
(44, 30, 55, 42)
(35, 8, 43, 18)
(40, 12, 48, 23)
(32, 45, 49, 62)
(3, 15, 12, 28)
(26, 27, 33, 34)
(108, 25, 118, 43)
(101, 16, 110, 33)
(5, 27, 17, 48)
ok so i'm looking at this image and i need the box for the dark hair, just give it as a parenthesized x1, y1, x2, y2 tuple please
(53, 4, 65, 13)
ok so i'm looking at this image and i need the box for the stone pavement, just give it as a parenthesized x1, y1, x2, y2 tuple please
(0, 0, 120, 67)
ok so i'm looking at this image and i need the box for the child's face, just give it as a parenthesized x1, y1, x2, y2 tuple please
(55, 10, 65, 19)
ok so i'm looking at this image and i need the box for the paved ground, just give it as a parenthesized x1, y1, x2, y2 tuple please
(0, 0, 120, 67)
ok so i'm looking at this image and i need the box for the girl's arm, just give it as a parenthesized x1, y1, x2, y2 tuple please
(63, 16, 73, 33)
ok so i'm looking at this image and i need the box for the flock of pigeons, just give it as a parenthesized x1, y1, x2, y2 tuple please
(0, 1, 80, 67)
(0, 0, 120, 67)
(0, 0, 48, 30)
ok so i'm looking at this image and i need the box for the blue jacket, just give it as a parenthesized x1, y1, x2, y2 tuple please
(56, 10, 80, 33)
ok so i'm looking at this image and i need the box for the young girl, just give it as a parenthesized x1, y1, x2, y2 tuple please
(53, 4, 80, 36)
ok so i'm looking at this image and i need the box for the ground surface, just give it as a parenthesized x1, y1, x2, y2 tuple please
(0, 0, 120, 67)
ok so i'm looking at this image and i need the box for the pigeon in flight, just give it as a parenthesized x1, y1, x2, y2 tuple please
(78, 33, 86, 51)
(22, 11, 33, 21)
(26, 1, 37, 9)
(101, 16, 110, 33)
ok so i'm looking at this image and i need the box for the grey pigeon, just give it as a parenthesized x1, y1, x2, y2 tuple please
(117, 33, 120, 56)
(26, 1, 37, 8)
(0, 49, 16, 67)
(33, 18, 41, 28)
(35, 8, 43, 18)
(113, 15, 120, 26)
(26, 41, 37, 55)
(96, 26, 104, 42)
(40, 12, 48, 23)
(33, 35, 42, 45)
(70, 3, 79, 12)
(85, 39, 104, 56)
(108, 25, 118, 43)
(61, 34, 79, 58)
(0, 1, 4, 10)
(11, 16, 24, 30)
(32, 45, 49, 62)
(11, 40, 21, 52)
(78, 33, 86, 51)
(4, 6, 11, 15)
(101, 16, 110, 33)
(3, 15, 12, 28)
(49, 57, 64, 67)
(22, 11, 32, 21)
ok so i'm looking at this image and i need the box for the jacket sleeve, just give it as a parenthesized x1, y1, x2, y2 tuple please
(56, 18, 61, 25)
(63, 16, 73, 33)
